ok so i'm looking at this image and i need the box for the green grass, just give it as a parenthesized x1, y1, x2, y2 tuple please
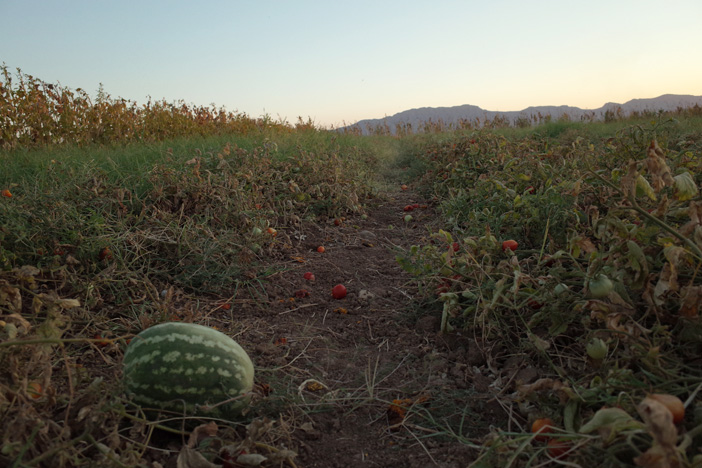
(0, 128, 384, 297)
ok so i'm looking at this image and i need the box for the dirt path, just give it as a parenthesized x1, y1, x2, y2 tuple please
(228, 189, 507, 467)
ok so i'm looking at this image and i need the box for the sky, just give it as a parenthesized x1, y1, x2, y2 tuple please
(1, 0, 701, 128)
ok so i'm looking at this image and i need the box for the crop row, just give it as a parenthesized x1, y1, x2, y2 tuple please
(399, 119, 702, 465)
(0, 65, 318, 151)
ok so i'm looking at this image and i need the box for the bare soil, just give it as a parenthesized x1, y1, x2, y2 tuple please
(215, 189, 512, 468)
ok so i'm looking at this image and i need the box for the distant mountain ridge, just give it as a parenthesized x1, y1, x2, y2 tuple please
(345, 94, 702, 134)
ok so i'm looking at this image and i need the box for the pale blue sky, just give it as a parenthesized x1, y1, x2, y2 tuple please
(1, 1, 701, 127)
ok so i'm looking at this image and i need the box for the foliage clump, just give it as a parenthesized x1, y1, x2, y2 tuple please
(397, 119, 702, 466)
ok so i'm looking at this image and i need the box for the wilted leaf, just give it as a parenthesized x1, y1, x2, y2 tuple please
(267, 449, 298, 465)
(680, 201, 702, 237)
(0, 281, 22, 312)
(579, 407, 642, 442)
(176, 446, 219, 468)
(529, 332, 551, 351)
(653, 263, 677, 307)
(236, 453, 267, 466)
(679, 285, 702, 318)
(573, 236, 597, 257)
(635, 397, 681, 468)
(186, 422, 218, 449)
(646, 140, 675, 192)
(636, 174, 657, 201)
(245, 418, 274, 444)
(672, 172, 698, 201)
(4, 313, 31, 337)
(15, 265, 40, 277)
(517, 378, 572, 403)
(626, 240, 649, 289)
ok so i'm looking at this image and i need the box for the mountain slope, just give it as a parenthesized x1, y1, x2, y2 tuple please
(345, 94, 702, 133)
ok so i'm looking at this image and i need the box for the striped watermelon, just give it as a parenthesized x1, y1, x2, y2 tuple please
(122, 322, 254, 420)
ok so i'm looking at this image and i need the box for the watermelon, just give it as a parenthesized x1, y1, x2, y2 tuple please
(122, 322, 255, 420)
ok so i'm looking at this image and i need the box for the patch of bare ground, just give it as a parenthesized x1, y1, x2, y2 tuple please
(217, 189, 511, 468)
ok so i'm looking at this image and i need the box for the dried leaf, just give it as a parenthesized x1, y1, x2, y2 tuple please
(646, 140, 675, 192)
(245, 418, 274, 443)
(186, 422, 218, 449)
(574, 237, 597, 256)
(529, 333, 551, 351)
(517, 378, 572, 403)
(0, 281, 22, 312)
(635, 397, 681, 468)
(15, 265, 40, 277)
(176, 446, 219, 468)
(634, 445, 680, 468)
(236, 453, 267, 466)
(267, 449, 297, 465)
(626, 240, 649, 288)
(679, 285, 702, 318)
(680, 201, 702, 237)
(654, 263, 678, 306)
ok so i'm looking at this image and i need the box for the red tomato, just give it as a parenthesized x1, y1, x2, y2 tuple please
(303, 272, 315, 281)
(502, 240, 519, 251)
(546, 438, 570, 459)
(648, 393, 685, 424)
(27, 381, 43, 399)
(403, 205, 414, 212)
(93, 334, 110, 347)
(332, 284, 347, 299)
(317, 246, 325, 253)
(531, 418, 554, 441)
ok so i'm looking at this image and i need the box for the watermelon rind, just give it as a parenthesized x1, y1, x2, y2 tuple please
(122, 322, 255, 420)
